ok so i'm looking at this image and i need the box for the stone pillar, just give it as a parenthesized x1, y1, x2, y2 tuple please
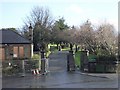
(21, 60, 25, 77)
(80, 51, 88, 72)
(41, 51, 46, 75)
(67, 50, 75, 71)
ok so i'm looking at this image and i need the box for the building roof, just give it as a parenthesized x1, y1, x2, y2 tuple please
(0, 29, 31, 44)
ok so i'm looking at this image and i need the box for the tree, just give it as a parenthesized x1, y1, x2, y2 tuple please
(65, 26, 79, 51)
(77, 20, 96, 53)
(96, 23, 118, 56)
(2, 28, 16, 31)
(54, 17, 69, 31)
(22, 6, 53, 51)
(51, 17, 69, 48)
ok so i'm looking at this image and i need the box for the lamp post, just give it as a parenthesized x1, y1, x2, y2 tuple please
(21, 23, 33, 77)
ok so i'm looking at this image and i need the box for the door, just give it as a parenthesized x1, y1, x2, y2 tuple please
(19, 46, 24, 58)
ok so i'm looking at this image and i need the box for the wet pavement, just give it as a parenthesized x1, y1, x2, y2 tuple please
(2, 51, 119, 89)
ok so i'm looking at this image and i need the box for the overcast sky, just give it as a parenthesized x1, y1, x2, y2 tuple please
(0, 0, 118, 31)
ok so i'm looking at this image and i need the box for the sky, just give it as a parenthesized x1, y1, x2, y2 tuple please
(0, 0, 119, 31)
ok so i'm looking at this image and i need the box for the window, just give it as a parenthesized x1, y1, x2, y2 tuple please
(19, 46, 24, 58)
(0, 48, 5, 60)
(24, 45, 29, 58)
(13, 47, 18, 58)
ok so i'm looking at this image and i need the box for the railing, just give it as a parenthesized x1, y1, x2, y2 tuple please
(88, 60, 117, 73)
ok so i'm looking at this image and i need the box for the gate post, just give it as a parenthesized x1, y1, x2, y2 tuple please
(41, 50, 46, 75)
(21, 60, 25, 77)
(80, 51, 88, 72)
(67, 50, 75, 71)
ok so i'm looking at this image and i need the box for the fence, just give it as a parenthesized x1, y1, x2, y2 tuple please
(88, 60, 117, 73)
(75, 51, 117, 73)
(2, 59, 40, 76)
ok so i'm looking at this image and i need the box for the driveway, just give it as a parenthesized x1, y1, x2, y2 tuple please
(2, 51, 119, 89)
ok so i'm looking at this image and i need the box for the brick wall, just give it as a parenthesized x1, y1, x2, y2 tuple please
(0, 44, 32, 60)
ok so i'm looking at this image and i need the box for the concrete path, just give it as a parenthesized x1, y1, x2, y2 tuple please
(2, 51, 119, 89)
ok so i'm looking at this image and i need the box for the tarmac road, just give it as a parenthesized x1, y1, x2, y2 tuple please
(2, 51, 119, 89)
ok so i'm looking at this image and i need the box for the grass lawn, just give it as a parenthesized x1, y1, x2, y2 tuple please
(74, 51, 97, 68)
(74, 51, 81, 67)
(62, 47, 70, 51)
(48, 44, 58, 53)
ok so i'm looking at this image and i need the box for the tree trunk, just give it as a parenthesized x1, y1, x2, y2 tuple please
(57, 43, 59, 49)
(75, 45, 78, 52)
(70, 43, 73, 51)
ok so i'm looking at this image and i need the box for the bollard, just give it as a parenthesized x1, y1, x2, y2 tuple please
(31, 69, 36, 75)
(36, 69, 40, 74)
(32, 69, 40, 75)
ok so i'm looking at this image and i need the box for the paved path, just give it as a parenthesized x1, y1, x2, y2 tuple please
(2, 51, 119, 89)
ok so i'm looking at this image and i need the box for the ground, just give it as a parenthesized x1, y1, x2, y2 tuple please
(1, 51, 119, 89)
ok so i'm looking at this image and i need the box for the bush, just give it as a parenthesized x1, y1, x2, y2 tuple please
(74, 51, 81, 67)
(3, 65, 22, 76)
(46, 50, 51, 58)
(32, 54, 40, 60)
(97, 55, 117, 61)
(25, 60, 40, 72)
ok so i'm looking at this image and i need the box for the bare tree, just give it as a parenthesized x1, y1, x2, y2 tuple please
(22, 6, 54, 51)
(77, 20, 96, 53)
(96, 23, 118, 56)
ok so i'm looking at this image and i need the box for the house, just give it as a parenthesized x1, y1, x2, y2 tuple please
(0, 29, 33, 61)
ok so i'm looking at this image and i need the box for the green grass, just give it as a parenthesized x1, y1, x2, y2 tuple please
(48, 43, 58, 53)
(62, 47, 70, 51)
(48, 43, 57, 47)
(74, 51, 81, 67)
(74, 51, 97, 68)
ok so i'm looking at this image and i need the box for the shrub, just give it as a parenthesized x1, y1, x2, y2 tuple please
(32, 54, 40, 60)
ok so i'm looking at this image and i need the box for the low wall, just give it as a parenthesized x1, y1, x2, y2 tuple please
(2, 59, 40, 76)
